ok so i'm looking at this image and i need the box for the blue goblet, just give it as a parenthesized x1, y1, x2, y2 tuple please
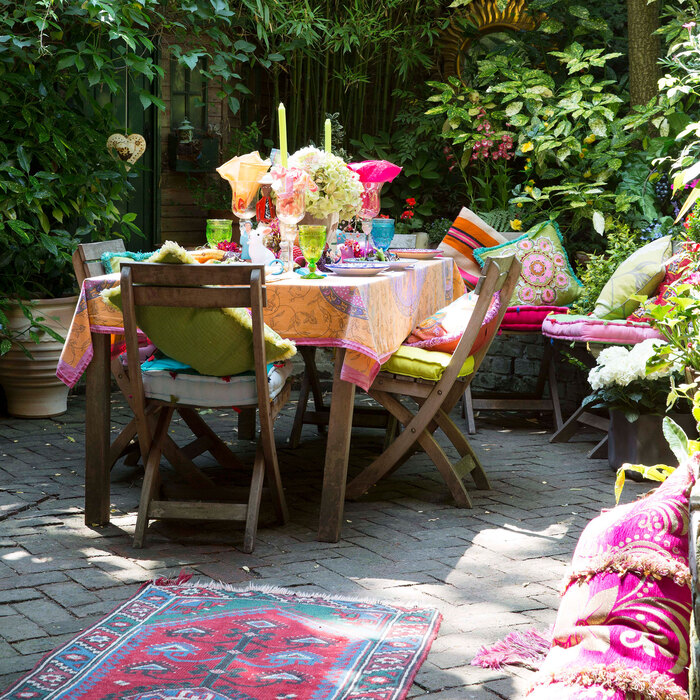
(371, 218, 395, 255)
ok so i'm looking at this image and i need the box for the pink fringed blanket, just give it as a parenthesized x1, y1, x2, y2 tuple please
(526, 456, 698, 700)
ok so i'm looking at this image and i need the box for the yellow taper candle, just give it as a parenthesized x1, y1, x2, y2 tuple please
(278, 103, 288, 167)
(325, 118, 332, 153)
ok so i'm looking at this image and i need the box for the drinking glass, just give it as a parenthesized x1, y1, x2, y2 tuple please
(231, 179, 261, 255)
(276, 187, 306, 272)
(370, 218, 394, 255)
(205, 219, 233, 249)
(298, 225, 327, 279)
(359, 182, 382, 257)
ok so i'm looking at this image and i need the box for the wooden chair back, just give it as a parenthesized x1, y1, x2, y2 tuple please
(437, 255, 521, 392)
(72, 239, 127, 287)
(119, 262, 269, 428)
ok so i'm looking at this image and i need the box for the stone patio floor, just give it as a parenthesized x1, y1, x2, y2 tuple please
(0, 390, 648, 698)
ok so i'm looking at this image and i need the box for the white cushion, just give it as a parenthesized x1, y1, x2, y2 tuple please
(141, 361, 293, 407)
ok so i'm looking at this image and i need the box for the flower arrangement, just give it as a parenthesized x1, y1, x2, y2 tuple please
(584, 339, 683, 422)
(288, 146, 363, 219)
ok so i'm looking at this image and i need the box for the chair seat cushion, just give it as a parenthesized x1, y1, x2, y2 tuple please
(381, 345, 475, 382)
(501, 305, 568, 332)
(140, 356, 293, 407)
(101, 250, 155, 274)
(541, 313, 661, 345)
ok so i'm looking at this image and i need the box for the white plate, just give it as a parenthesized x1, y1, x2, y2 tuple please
(389, 248, 441, 260)
(326, 263, 389, 277)
(386, 260, 415, 270)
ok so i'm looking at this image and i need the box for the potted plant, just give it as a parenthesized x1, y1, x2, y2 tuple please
(583, 339, 690, 469)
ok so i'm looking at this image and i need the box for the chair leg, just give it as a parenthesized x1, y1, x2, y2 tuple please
(259, 406, 288, 526)
(462, 385, 477, 435)
(177, 407, 246, 470)
(431, 408, 490, 490)
(238, 409, 256, 440)
(133, 407, 173, 549)
(547, 343, 564, 431)
(243, 441, 269, 554)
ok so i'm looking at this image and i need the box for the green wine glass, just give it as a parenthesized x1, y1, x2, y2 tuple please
(298, 225, 327, 279)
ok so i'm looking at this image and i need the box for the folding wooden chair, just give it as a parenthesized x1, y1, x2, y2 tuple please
(72, 240, 257, 472)
(120, 262, 290, 551)
(345, 256, 521, 507)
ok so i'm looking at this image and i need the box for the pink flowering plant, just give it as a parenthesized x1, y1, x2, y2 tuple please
(426, 81, 517, 212)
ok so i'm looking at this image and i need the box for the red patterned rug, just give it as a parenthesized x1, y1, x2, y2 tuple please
(1, 582, 441, 700)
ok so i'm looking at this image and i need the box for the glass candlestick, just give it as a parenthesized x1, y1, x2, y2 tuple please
(276, 186, 306, 272)
(359, 182, 382, 258)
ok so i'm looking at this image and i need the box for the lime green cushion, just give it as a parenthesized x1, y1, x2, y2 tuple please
(382, 345, 475, 381)
(101, 241, 296, 376)
(593, 236, 673, 319)
(473, 221, 583, 307)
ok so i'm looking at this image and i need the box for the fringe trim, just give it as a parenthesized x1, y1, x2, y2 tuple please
(471, 627, 552, 670)
(563, 550, 690, 592)
(528, 664, 689, 700)
(150, 577, 439, 612)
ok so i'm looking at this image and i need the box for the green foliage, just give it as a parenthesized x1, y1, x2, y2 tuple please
(570, 220, 642, 314)
(427, 37, 641, 247)
(424, 218, 452, 247)
(0, 0, 269, 346)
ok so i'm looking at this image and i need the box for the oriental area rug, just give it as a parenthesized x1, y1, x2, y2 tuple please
(1, 582, 441, 700)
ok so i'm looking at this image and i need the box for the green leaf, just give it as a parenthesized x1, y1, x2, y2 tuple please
(16, 145, 30, 172)
(234, 39, 256, 53)
(0, 339, 11, 356)
(505, 101, 523, 117)
(663, 417, 689, 463)
(592, 210, 605, 234)
(568, 5, 589, 18)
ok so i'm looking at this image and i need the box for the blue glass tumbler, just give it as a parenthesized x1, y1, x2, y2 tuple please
(371, 218, 395, 254)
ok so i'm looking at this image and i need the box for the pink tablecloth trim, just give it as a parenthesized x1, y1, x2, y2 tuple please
(57, 352, 92, 389)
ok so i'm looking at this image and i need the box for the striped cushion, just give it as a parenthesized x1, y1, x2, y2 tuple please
(438, 207, 507, 288)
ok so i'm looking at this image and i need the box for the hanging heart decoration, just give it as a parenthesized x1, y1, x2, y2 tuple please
(106, 133, 146, 170)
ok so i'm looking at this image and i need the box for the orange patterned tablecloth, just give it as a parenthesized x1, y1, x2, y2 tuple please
(57, 259, 465, 391)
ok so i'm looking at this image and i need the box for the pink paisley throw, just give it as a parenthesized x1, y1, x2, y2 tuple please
(527, 456, 698, 700)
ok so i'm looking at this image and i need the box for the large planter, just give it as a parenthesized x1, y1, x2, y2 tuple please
(0, 296, 78, 418)
(608, 409, 697, 469)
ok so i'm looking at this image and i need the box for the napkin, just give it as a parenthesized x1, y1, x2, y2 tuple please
(347, 160, 402, 183)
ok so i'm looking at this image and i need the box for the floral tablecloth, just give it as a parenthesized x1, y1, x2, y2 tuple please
(57, 258, 464, 392)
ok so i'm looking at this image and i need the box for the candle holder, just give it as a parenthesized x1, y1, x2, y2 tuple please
(276, 186, 306, 272)
(359, 182, 382, 258)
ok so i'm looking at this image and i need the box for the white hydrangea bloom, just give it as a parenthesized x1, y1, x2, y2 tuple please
(289, 147, 363, 219)
(587, 339, 674, 389)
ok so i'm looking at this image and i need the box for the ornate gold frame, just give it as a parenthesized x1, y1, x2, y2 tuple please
(441, 0, 543, 78)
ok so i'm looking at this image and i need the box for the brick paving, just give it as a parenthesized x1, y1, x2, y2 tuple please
(0, 391, 648, 698)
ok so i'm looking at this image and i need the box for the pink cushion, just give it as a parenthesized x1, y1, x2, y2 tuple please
(501, 305, 568, 332)
(541, 313, 661, 345)
(528, 456, 697, 699)
(404, 292, 499, 355)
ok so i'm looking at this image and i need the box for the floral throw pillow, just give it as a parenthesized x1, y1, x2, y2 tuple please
(527, 455, 697, 700)
(474, 221, 583, 307)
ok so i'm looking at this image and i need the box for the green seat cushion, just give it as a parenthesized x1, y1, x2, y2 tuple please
(593, 236, 673, 320)
(101, 241, 296, 377)
(382, 345, 475, 381)
(101, 250, 155, 274)
(473, 220, 583, 307)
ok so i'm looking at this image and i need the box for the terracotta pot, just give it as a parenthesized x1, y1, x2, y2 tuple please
(0, 296, 78, 418)
(608, 409, 697, 469)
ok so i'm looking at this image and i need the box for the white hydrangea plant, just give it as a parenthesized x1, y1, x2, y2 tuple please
(288, 146, 363, 219)
(584, 339, 684, 422)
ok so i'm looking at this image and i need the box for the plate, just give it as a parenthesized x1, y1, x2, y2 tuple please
(326, 262, 389, 277)
(389, 248, 441, 260)
(386, 260, 415, 271)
